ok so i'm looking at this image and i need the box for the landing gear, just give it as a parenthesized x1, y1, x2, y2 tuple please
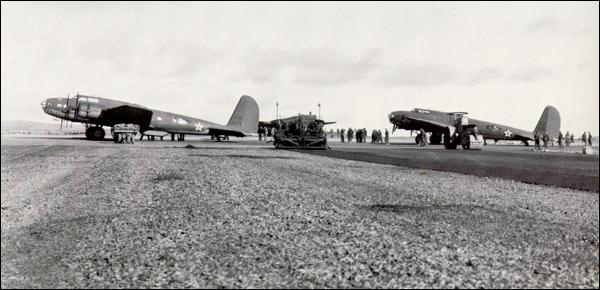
(85, 126, 105, 140)
(443, 133, 457, 149)
(430, 132, 442, 145)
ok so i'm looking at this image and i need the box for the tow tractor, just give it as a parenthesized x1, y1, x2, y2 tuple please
(443, 113, 484, 150)
(272, 114, 331, 149)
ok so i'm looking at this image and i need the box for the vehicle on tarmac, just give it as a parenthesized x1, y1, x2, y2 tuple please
(260, 114, 335, 149)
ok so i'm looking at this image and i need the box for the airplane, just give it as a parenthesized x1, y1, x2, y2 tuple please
(41, 94, 259, 141)
(388, 106, 560, 148)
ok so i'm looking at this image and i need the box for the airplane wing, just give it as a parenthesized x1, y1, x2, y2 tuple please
(97, 105, 153, 128)
(398, 116, 452, 132)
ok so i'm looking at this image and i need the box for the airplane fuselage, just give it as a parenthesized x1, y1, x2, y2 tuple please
(42, 95, 223, 135)
(388, 108, 533, 143)
(41, 94, 260, 140)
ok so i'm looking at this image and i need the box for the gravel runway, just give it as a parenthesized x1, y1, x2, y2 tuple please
(1, 137, 599, 288)
(301, 142, 600, 192)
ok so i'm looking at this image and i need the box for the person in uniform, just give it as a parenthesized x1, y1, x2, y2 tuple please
(565, 131, 571, 147)
(581, 132, 587, 146)
(340, 128, 345, 143)
(588, 131, 593, 147)
(558, 131, 563, 149)
(384, 129, 389, 144)
(542, 131, 549, 150)
(347, 128, 354, 143)
(419, 128, 427, 147)
(534, 132, 540, 150)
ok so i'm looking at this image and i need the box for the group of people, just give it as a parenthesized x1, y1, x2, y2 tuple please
(336, 128, 390, 144)
(257, 126, 273, 141)
(370, 129, 389, 144)
(536, 130, 594, 151)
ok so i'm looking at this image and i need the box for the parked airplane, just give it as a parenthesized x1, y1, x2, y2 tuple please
(388, 106, 560, 148)
(41, 94, 259, 141)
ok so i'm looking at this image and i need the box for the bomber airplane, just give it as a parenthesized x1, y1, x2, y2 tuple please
(388, 106, 560, 148)
(41, 94, 259, 141)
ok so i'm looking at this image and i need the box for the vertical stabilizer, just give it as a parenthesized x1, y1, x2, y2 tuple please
(534, 106, 561, 139)
(227, 95, 259, 135)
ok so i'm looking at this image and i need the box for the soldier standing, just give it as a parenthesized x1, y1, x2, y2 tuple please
(581, 132, 587, 146)
(588, 131, 593, 146)
(347, 128, 354, 143)
(558, 131, 563, 149)
(384, 129, 389, 144)
(534, 132, 540, 150)
(565, 131, 571, 147)
(340, 128, 345, 143)
(542, 131, 549, 150)
(419, 128, 427, 147)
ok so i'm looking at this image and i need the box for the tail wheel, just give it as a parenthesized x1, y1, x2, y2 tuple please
(462, 143, 470, 150)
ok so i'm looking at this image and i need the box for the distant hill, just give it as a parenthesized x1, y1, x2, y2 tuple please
(1, 120, 85, 134)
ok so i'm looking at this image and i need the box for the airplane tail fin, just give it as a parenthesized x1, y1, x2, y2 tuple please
(534, 105, 561, 139)
(227, 95, 259, 135)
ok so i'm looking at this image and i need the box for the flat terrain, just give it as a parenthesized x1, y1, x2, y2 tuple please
(303, 141, 600, 192)
(1, 136, 599, 288)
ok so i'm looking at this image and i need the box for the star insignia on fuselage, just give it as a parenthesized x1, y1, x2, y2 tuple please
(194, 122, 204, 131)
(504, 130, 512, 138)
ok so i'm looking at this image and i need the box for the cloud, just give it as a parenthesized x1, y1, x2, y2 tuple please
(80, 33, 223, 77)
(293, 48, 381, 86)
(242, 47, 381, 86)
(379, 63, 460, 86)
(243, 48, 292, 83)
(510, 67, 555, 82)
(525, 17, 559, 34)
(467, 67, 504, 84)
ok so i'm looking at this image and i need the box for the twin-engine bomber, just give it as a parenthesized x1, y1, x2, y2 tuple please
(41, 94, 259, 141)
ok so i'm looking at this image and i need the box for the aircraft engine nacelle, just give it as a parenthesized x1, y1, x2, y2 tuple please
(77, 104, 102, 121)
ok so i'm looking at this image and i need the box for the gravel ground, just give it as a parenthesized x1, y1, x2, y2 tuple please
(1, 142, 598, 288)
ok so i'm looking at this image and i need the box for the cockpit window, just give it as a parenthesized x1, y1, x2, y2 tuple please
(412, 108, 430, 114)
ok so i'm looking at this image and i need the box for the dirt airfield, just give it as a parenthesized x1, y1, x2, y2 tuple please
(1, 136, 598, 288)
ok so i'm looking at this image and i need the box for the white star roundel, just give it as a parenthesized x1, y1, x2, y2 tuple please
(194, 122, 205, 131)
(504, 130, 512, 138)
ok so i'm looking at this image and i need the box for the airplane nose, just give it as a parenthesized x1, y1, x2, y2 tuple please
(41, 100, 47, 110)
(388, 112, 397, 121)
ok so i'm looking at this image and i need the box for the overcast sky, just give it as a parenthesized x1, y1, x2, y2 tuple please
(1, 2, 598, 135)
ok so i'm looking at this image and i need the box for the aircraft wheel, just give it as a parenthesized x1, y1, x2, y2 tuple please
(87, 127, 105, 140)
(415, 136, 420, 145)
(430, 133, 442, 145)
(462, 143, 470, 150)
